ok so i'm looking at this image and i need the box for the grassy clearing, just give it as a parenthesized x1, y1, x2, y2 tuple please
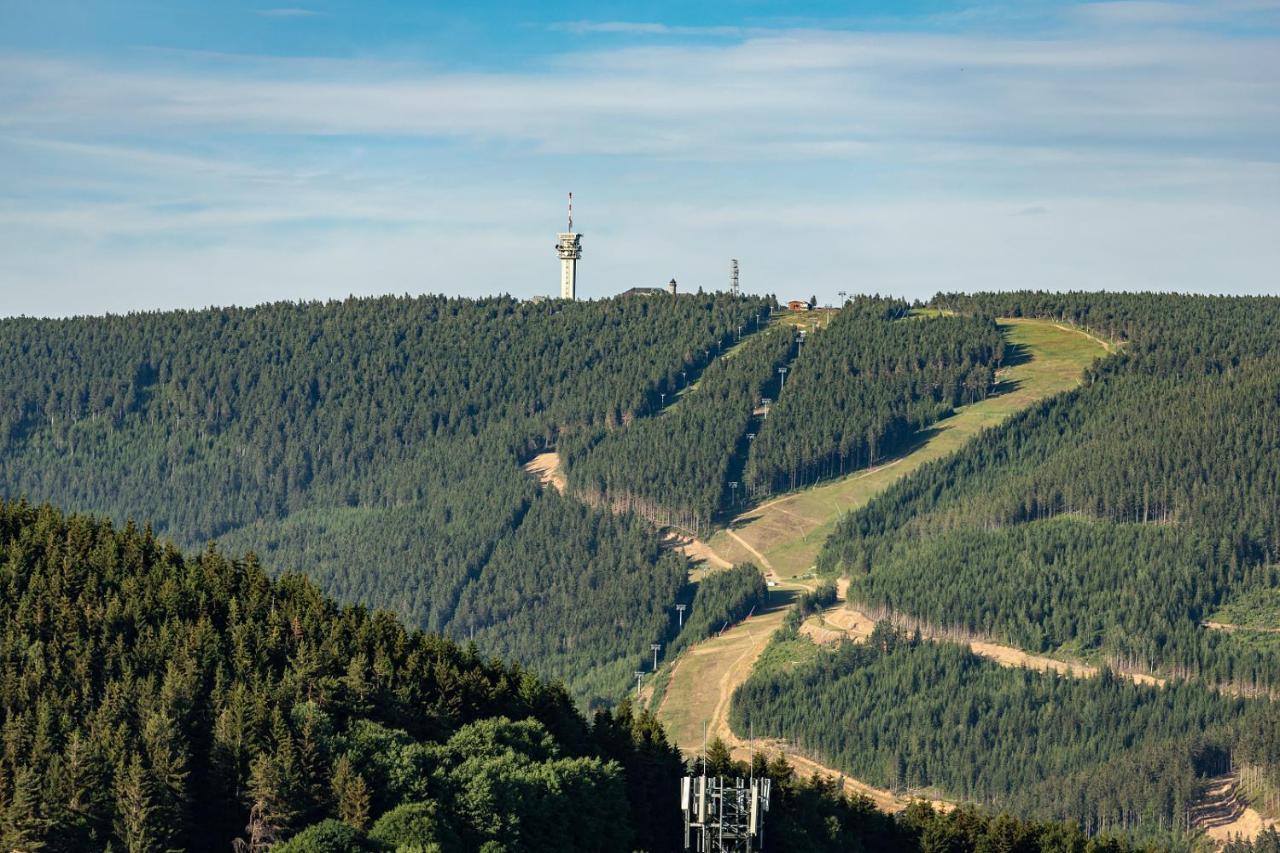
(708, 318, 1110, 578)
(1208, 585, 1280, 631)
(655, 584, 799, 751)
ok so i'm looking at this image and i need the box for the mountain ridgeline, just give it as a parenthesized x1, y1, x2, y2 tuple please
(0, 294, 767, 701)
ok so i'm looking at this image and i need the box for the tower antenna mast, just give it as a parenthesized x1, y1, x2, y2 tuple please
(555, 192, 583, 300)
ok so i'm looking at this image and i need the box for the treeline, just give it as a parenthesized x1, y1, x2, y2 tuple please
(821, 292, 1280, 690)
(0, 499, 686, 852)
(744, 300, 1003, 496)
(0, 294, 767, 700)
(730, 626, 1250, 842)
(561, 319, 783, 534)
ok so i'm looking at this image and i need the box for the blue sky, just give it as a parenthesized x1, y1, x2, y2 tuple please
(1, 1, 1278, 316)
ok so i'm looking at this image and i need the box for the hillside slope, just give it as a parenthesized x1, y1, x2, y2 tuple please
(0, 498, 685, 852)
(657, 318, 1106, 788)
(0, 294, 766, 701)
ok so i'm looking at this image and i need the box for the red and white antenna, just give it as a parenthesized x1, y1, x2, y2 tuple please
(567, 191, 574, 232)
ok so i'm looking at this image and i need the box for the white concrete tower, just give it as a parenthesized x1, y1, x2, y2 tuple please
(555, 193, 582, 300)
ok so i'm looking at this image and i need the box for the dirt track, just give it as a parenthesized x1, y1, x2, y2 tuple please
(656, 573, 937, 813)
(814, 602, 1165, 688)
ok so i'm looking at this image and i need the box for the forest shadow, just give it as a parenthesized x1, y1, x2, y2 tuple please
(1002, 340, 1031, 368)
(760, 586, 800, 613)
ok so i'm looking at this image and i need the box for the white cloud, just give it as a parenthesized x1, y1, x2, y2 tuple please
(0, 10, 1278, 315)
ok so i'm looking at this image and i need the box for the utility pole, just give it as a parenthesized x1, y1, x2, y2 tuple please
(635, 671, 646, 696)
(651, 643, 662, 671)
(675, 604, 687, 628)
(777, 367, 787, 392)
(838, 290, 847, 305)
(729, 481, 738, 506)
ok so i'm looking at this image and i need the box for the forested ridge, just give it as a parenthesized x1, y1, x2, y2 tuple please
(0, 294, 767, 701)
(743, 300, 1003, 496)
(792, 292, 1280, 843)
(821, 293, 1280, 691)
(0, 499, 1157, 852)
(0, 499, 686, 852)
(561, 319, 787, 534)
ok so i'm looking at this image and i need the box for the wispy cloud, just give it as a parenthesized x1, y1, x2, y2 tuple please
(3, 26, 1276, 163)
(1, 4, 1278, 315)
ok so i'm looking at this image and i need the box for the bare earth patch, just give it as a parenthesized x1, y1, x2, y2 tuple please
(522, 451, 567, 493)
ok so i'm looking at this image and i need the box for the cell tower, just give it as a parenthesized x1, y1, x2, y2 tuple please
(730, 259, 740, 296)
(681, 774, 771, 852)
(555, 193, 583, 300)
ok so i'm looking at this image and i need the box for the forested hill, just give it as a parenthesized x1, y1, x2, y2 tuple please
(0, 499, 1167, 853)
(0, 294, 768, 701)
(821, 292, 1280, 691)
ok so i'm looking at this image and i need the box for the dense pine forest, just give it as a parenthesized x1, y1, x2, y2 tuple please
(0, 294, 768, 700)
(743, 300, 1003, 496)
(560, 319, 790, 534)
(732, 625, 1259, 844)
(0, 499, 685, 852)
(0, 499, 1155, 852)
(821, 292, 1280, 691)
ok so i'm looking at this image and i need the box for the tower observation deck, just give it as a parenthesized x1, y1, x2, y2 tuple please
(556, 192, 582, 300)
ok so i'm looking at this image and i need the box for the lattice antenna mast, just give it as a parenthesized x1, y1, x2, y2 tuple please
(730, 259, 740, 296)
(568, 192, 573, 232)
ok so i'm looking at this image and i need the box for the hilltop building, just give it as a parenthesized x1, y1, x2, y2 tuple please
(619, 278, 680, 298)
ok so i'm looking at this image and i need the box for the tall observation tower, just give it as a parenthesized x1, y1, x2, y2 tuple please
(555, 193, 583, 300)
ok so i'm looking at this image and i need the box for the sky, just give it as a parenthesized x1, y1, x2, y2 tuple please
(1, 1, 1278, 316)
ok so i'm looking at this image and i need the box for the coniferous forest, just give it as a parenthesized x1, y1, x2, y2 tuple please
(9, 290, 1280, 849)
(560, 320, 790, 534)
(820, 293, 1280, 690)
(743, 299, 1003, 496)
(0, 294, 766, 701)
(0, 499, 1155, 852)
(732, 625, 1248, 844)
